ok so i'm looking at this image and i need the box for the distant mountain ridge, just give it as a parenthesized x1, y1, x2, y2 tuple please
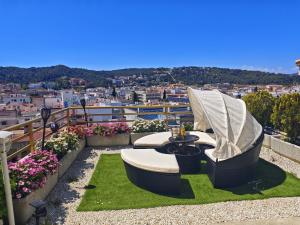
(0, 65, 299, 87)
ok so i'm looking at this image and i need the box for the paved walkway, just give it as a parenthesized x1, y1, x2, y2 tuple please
(213, 217, 300, 225)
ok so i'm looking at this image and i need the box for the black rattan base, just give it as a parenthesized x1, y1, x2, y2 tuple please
(123, 161, 181, 194)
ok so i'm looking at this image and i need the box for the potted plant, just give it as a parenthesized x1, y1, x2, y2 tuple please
(130, 119, 167, 144)
(44, 129, 85, 178)
(67, 125, 87, 150)
(87, 122, 130, 147)
(9, 150, 59, 225)
(44, 130, 79, 160)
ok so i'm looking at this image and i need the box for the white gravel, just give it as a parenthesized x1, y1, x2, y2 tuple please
(28, 146, 300, 225)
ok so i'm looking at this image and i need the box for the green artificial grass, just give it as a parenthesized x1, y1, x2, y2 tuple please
(78, 154, 300, 211)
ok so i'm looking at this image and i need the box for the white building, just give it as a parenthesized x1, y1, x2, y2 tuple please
(45, 96, 63, 108)
(2, 94, 31, 104)
(28, 83, 43, 89)
(61, 90, 80, 107)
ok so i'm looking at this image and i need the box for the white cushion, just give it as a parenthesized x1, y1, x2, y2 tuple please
(134, 131, 216, 148)
(190, 131, 216, 146)
(134, 132, 171, 147)
(205, 148, 217, 162)
(121, 148, 179, 173)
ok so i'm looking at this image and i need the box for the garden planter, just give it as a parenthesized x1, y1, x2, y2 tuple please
(130, 132, 157, 144)
(13, 173, 58, 225)
(87, 133, 130, 147)
(58, 139, 86, 178)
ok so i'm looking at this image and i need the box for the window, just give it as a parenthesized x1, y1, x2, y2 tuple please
(1, 121, 7, 125)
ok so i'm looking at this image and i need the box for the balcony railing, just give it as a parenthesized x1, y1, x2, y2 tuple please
(1, 104, 192, 160)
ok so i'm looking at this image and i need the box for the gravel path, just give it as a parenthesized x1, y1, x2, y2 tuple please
(28, 146, 300, 225)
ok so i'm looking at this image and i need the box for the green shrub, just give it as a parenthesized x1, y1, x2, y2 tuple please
(271, 93, 300, 143)
(243, 91, 276, 126)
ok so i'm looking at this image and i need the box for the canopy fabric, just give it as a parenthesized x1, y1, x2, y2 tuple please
(188, 88, 262, 160)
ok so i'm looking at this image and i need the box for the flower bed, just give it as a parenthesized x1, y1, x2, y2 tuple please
(44, 130, 80, 160)
(44, 127, 86, 178)
(130, 120, 166, 144)
(9, 150, 59, 200)
(13, 173, 58, 225)
(9, 127, 87, 224)
(9, 150, 59, 225)
(86, 122, 130, 147)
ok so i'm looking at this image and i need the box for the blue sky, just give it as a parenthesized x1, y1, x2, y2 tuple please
(0, 0, 299, 73)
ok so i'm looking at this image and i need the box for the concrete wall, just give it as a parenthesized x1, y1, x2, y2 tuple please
(263, 134, 300, 163)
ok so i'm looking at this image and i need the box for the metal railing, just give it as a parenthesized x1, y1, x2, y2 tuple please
(1, 104, 192, 160)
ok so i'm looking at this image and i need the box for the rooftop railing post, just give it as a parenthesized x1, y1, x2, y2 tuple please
(66, 108, 70, 127)
(28, 122, 35, 152)
(164, 105, 169, 130)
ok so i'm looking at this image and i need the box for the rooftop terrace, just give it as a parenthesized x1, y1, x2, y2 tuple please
(1, 99, 300, 225)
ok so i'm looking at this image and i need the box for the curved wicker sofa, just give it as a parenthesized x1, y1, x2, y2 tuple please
(121, 148, 181, 194)
(205, 130, 264, 188)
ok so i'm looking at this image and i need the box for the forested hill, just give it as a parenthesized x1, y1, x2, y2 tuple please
(0, 65, 299, 87)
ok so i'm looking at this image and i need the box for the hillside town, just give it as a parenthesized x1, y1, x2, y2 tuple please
(1, 75, 300, 129)
(2, 1, 300, 225)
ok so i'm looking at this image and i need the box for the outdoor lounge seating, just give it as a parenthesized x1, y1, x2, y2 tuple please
(134, 131, 216, 149)
(188, 88, 263, 188)
(121, 148, 181, 194)
(205, 131, 264, 187)
(123, 88, 263, 193)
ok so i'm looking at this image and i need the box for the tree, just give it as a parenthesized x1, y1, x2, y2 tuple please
(271, 93, 300, 143)
(111, 86, 117, 98)
(162, 89, 167, 102)
(132, 91, 139, 103)
(242, 91, 276, 126)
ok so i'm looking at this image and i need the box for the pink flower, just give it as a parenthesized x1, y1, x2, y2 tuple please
(16, 193, 22, 199)
(9, 150, 59, 199)
(22, 187, 30, 193)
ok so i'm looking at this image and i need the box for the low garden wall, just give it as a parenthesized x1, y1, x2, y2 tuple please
(58, 139, 85, 178)
(13, 173, 58, 225)
(87, 133, 130, 147)
(263, 134, 300, 163)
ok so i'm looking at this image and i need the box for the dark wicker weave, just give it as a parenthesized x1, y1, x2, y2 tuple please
(205, 131, 264, 188)
(123, 161, 181, 194)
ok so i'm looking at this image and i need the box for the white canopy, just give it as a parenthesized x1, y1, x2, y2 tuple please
(188, 88, 262, 160)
